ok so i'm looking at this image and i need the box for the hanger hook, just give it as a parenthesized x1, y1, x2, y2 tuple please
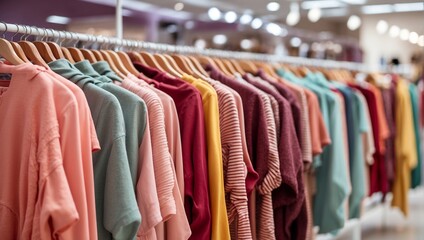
(1, 21, 8, 38)
(20, 25, 27, 41)
(11, 24, 20, 41)
(31, 26, 41, 41)
(24, 25, 32, 41)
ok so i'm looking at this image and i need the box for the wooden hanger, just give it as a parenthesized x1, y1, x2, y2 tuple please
(212, 57, 233, 76)
(140, 51, 165, 72)
(0, 37, 25, 65)
(187, 56, 210, 77)
(163, 54, 186, 75)
(153, 53, 182, 78)
(255, 61, 280, 79)
(228, 59, 245, 75)
(32, 28, 57, 63)
(127, 51, 146, 65)
(117, 51, 140, 75)
(61, 47, 75, 63)
(17, 35, 49, 68)
(170, 54, 193, 75)
(180, 55, 209, 79)
(97, 45, 125, 79)
(91, 50, 104, 61)
(10, 42, 30, 62)
(195, 55, 216, 69)
(102, 50, 130, 77)
(238, 59, 258, 74)
(221, 59, 238, 75)
(78, 35, 97, 63)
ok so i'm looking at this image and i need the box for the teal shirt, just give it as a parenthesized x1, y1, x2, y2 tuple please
(409, 83, 422, 188)
(92, 61, 123, 82)
(278, 69, 350, 233)
(75, 60, 147, 186)
(49, 59, 141, 240)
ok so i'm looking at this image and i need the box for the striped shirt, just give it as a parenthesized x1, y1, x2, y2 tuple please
(204, 77, 253, 239)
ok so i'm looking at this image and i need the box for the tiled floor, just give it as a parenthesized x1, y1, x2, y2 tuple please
(360, 188, 424, 240)
(319, 187, 424, 240)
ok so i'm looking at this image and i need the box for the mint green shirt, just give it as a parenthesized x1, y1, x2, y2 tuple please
(49, 59, 141, 240)
(409, 83, 422, 188)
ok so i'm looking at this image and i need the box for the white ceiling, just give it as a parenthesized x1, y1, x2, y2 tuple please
(131, 0, 423, 21)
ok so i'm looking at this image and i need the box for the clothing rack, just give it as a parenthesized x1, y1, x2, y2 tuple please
(0, 21, 368, 71)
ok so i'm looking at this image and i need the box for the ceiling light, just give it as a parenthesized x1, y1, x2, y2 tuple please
(340, 0, 366, 4)
(376, 20, 388, 34)
(166, 24, 178, 33)
(46, 15, 71, 24)
(409, 32, 419, 44)
(240, 39, 253, 49)
(308, 8, 322, 22)
(347, 15, 361, 31)
(267, 2, 280, 12)
(290, 37, 302, 47)
(286, 2, 300, 26)
(266, 23, 282, 36)
(194, 39, 207, 49)
(240, 13, 253, 24)
(185, 21, 195, 29)
(301, 0, 343, 9)
(400, 28, 409, 41)
(394, 2, 424, 12)
(251, 18, 263, 29)
(208, 7, 222, 21)
(213, 34, 227, 45)
(361, 4, 393, 14)
(389, 25, 400, 38)
(418, 35, 424, 47)
(224, 11, 238, 23)
(174, 2, 184, 11)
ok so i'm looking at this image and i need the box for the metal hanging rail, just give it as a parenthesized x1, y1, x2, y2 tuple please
(0, 22, 368, 72)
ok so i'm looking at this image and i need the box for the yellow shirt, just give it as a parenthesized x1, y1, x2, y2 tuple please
(392, 79, 417, 216)
(181, 75, 231, 240)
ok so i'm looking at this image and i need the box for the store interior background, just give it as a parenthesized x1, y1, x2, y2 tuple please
(1, 0, 423, 77)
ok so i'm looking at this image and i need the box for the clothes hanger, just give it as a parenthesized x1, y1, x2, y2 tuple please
(45, 29, 65, 60)
(79, 36, 97, 63)
(228, 59, 245, 75)
(153, 53, 182, 78)
(127, 51, 146, 65)
(58, 31, 75, 63)
(221, 58, 238, 75)
(98, 39, 127, 78)
(140, 50, 165, 72)
(33, 28, 57, 63)
(187, 56, 210, 77)
(179, 55, 209, 79)
(163, 54, 186, 75)
(67, 32, 85, 62)
(116, 40, 140, 76)
(0, 22, 26, 65)
(255, 61, 280, 79)
(9, 24, 30, 62)
(194, 55, 216, 69)
(212, 57, 233, 76)
(96, 37, 125, 78)
(237, 59, 258, 74)
(170, 54, 194, 75)
(91, 50, 104, 61)
(17, 25, 49, 67)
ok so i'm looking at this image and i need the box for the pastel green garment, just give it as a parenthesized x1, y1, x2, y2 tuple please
(75, 60, 147, 185)
(278, 69, 350, 234)
(49, 59, 141, 240)
(409, 83, 422, 188)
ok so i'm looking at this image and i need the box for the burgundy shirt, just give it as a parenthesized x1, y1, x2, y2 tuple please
(133, 62, 211, 240)
(348, 83, 389, 195)
(243, 74, 306, 240)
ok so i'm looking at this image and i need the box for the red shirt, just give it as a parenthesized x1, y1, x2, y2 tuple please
(133, 62, 212, 240)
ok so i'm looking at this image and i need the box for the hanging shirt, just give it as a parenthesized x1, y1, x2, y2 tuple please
(409, 83, 422, 188)
(208, 65, 281, 240)
(45, 70, 100, 240)
(393, 79, 417, 216)
(244, 73, 306, 240)
(75, 60, 147, 186)
(92, 61, 123, 82)
(202, 77, 253, 240)
(133, 62, 212, 240)
(123, 75, 191, 240)
(49, 59, 141, 240)
(0, 62, 79, 240)
(181, 74, 231, 240)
